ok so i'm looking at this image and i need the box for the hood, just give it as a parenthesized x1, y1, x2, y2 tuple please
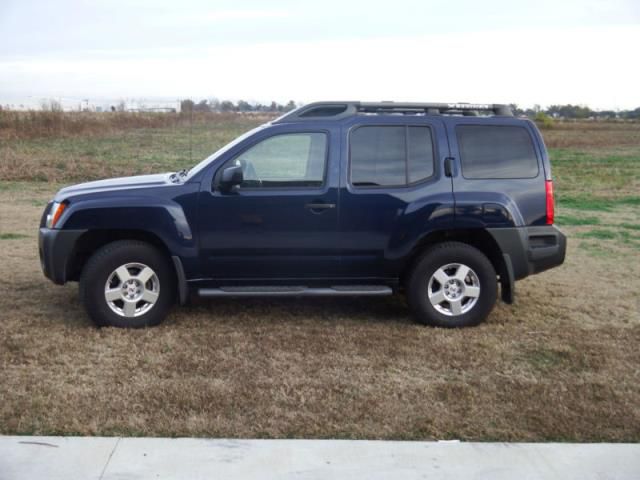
(55, 173, 173, 201)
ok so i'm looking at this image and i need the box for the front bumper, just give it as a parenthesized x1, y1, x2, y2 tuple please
(488, 225, 567, 280)
(39, 228, 86, 284)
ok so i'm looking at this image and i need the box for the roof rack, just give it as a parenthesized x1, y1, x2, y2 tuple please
(273, 101, 513, 123)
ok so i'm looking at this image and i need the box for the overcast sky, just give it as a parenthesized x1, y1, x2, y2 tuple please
(1, 0, 639, 109)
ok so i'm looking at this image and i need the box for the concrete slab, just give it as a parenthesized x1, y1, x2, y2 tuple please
(1, 437, 638, 480)
(0, 436, 118, 480)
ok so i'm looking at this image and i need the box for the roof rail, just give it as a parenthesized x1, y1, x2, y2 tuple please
(273, 101, 513, 123)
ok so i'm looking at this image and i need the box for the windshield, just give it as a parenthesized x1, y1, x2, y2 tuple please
(184, 125, 267, 181)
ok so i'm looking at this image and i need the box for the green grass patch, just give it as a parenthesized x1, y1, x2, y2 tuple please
(577, 228, 640, 249)
(550, 147, 640, 207)
(522, 348, 572, 372)
(555, 214, 600, 226)
(620, 223, 640, 231)
(0, 181, 29, 192)
(617, 230, 640, 247)
(557, 196, 640, 211)
(577, 229, 617, 240)
(619, 197, 640, 206)
(578, 242, 612, 258)
(557, 196, 608, 211)
(0, 233, 28, 240)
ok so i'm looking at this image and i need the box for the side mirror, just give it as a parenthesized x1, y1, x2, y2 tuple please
(219, 165, 243, 190)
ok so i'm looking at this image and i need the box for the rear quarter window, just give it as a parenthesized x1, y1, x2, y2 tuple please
(456, 125, 539, 179)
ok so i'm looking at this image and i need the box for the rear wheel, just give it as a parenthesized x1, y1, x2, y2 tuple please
(79, 240, 175, 328)
(407, 242, 497, 327)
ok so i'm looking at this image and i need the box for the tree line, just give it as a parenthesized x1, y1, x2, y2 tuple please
(183, 100, 640, 119)
(511, 104, 640, 120)
(180, 99, 298, 113)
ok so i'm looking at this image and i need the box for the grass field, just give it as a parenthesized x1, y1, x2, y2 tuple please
(0, 115, 639, 440)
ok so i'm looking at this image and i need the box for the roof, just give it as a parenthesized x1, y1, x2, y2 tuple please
(273, 101, 513, 124)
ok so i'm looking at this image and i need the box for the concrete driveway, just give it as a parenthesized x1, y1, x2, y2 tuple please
(1, 436, 638, 479)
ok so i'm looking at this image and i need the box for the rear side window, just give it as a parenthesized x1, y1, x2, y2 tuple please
(350, 126, 434, 187)
(456, 125, 539, 179)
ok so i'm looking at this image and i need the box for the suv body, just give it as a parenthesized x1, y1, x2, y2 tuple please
(39, 102, 566, 328)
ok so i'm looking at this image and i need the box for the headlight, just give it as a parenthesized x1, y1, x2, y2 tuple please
(46, 201, 67, 228)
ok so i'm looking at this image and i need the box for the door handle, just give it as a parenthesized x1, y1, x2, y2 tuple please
(444, 157, 455, 177)
(305, 202, 336, 212)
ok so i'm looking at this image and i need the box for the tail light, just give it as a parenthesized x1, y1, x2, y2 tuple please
(545, 180, 554, 225)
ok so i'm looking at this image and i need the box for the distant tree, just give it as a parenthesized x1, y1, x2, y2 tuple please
(220, 100, 235, 112)
(194, 99, 210, 112)
(237, 100, 253, 112)
(180, 99, 195, 113)
(285, 100, 297, 111)
(625, 107, 640, 119)
(534, 111, 554, 129)
(546, 104, 593, 119)
(574, 105, 592, 119)
(209, 98, 221, 112)
(509, 104, 525, 116)
(116, 100, 126, 112)
(595, 110, 617, 119)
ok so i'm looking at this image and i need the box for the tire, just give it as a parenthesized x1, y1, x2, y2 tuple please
(79, 240, 175, 328)
(407, 242, 497, 328)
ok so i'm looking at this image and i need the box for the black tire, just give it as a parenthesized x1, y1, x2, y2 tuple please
(79, 240, 175, 328)
(407, 242, 497, 328)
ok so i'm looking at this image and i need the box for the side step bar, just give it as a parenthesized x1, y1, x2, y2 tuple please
(198, 285, 393, 297)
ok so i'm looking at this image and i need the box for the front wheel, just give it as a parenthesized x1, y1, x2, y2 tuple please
(407, 242, 497, 328)
(79, 240, 175, 328)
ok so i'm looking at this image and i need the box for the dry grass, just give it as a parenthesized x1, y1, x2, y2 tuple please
(542, 121, 640, 149)
(0, 110, 274, 141)
(0, 119, 639, 440)
(0, 110, 175, 140)
(0, 113, 270, 183)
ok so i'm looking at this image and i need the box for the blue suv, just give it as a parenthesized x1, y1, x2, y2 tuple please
(39, 102, 566, 328)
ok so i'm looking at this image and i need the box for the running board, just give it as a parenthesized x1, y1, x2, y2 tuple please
(198, 285, 393, 297)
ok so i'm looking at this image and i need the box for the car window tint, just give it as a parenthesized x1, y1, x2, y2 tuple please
(233, 132, 327, 188)
(407, 126, 434, 183)
(351, 126, 434, 187)
(457, 125, 539, 179)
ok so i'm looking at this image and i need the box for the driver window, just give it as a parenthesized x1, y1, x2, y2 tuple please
(231, 132, 327, 188)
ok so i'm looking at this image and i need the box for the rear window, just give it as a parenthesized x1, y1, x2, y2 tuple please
(350, 126, 434, 187)
(456, 125, 539, 179)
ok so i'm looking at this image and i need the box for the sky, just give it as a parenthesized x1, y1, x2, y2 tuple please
(1, 0, 639, 110)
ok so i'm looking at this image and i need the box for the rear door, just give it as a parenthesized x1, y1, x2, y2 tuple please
(338, 117, 454, 277)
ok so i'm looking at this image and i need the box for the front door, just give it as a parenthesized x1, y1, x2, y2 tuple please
(197, 128, 341, 280)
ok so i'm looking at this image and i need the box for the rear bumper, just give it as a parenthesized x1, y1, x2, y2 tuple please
(39, 228, 86, 284)
(488, 225, 566, 280)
